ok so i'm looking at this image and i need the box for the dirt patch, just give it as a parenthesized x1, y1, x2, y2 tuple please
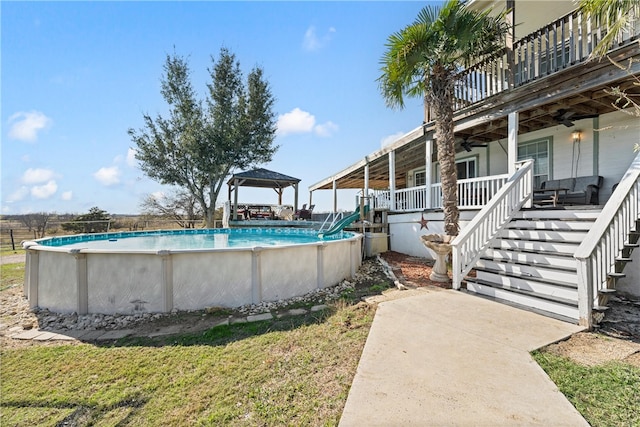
(379, 251, 452, 289)
(545, 332, 640, 367)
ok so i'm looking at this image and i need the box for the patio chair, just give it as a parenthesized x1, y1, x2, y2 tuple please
(294, 204, 314, 220)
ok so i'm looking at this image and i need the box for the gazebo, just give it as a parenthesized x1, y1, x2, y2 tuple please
(227, 168, 301, 221)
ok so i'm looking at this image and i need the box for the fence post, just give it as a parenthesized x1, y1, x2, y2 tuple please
(10, 229, 15, 250)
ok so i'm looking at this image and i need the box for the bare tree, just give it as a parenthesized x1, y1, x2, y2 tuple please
(19, 212, 51, 238)
(141, 190, 204, 228)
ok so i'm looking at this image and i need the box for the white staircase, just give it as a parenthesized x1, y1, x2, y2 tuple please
(464, 208, 604, 323)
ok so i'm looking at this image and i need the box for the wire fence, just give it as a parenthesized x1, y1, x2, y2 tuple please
(0, 218, 223, 252)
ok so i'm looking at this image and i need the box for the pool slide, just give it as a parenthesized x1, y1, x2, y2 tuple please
(318, 205, 370, 237)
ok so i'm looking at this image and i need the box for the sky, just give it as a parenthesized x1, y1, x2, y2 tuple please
(2, 1, 436, 215)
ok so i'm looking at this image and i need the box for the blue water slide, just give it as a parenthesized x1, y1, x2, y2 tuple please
(318, 205, 370, 238)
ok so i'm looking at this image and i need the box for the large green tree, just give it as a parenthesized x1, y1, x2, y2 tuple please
(61, 207, 111, 234)
(130, 48, 277, 228)
(378, 0, 508, 236)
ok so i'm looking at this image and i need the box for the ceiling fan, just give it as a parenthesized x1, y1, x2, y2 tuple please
(460, 138, 488, 152)
(552, 109, 599, 127)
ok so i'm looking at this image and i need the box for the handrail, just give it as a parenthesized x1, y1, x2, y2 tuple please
(575, 151, 640, 328)
(319, 211, 344, 233)
(451, 160, 534, 290)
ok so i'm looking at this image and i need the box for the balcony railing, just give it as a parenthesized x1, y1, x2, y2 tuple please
(423, 5, 640, 120)
(371, 174, 509, 212)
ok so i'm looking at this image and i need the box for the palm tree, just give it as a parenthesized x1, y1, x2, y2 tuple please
(378, 0, 508, 236)
(579, 0, 638, 58)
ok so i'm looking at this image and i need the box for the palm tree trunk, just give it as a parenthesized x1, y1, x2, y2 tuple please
(430, 71, 460, 236)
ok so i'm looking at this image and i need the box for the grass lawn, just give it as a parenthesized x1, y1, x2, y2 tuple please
(0, 248, 25, 257)
(1, 302, 374, 426)
(0, 262, 25, 291)
(533, 351, 640, 427)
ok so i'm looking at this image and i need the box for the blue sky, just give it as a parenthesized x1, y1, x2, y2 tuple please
(2, 1, 435, 215)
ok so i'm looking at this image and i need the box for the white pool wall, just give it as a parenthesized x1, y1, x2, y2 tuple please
(23, 234, 362, 315)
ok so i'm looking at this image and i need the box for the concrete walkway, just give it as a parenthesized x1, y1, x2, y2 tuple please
(340, 289, 588, 426)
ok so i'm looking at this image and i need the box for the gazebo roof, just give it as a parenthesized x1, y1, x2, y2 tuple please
(227, 168, 301, 189)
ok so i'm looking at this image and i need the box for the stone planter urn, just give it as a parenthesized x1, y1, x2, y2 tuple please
(420, 234, 453, 282)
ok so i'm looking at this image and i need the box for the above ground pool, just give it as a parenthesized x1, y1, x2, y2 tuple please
(23, 228, 362, 315)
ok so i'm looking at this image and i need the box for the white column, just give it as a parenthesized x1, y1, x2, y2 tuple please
(425, 138, 433, 209)
(508, 111, 519, 175)
(364, 162, 370, 201)
(332, 180, 338, 213)
(389, 150, 396, 211)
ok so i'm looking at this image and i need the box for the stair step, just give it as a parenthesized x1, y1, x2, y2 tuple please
(499, 229, 587, 243)
(494, 239, 579, 255)
(624, 243, 640, 248)
(473, 271, 578, 300)
(465, 279, 579, 321)
(616, 257, 633, 263)
(598, 288, 617, 294)
(486, 249, 577, 269)
(476, 259, 577, 283)
(516, 209, 601, 220)
(593, 305, 610, 312)
(608, 272, 626, 279)
(507, 220, 594, 231)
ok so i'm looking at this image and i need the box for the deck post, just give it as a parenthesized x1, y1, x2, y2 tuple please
(389, 150, 396, 211)
(364, 161, 370, 206)
(332, 180, 338, 213)
(505, 0, 516, 89)
(508, 112, 519, 175)
(233, 178, 239, 221)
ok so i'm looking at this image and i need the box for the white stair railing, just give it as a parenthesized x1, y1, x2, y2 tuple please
(575, 151, 640, 328)
(451, 160, 534, 289)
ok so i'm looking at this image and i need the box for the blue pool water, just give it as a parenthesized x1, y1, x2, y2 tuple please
(39, 228, 351, 251)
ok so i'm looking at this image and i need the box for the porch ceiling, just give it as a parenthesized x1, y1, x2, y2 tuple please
(310, 43, 640, 192)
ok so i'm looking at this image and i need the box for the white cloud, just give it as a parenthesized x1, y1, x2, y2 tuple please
(93, 166, 121, 186)
(61, 191, 73, 201)
(277, 108, 316, 136)
(8, 111, 52, 142)
(31, 180, 58, 199)
(381, 131, 406, 148)
(6, 186, 29, 202)
(22, 168, 56, 184)
(276, 108, 338, 138)
(315, 121, 339, 137)
(127, 148, 138, 167)
(302, 26, 336, 51)
(151, 191, 165, 200)
(21, 154, 31, 162)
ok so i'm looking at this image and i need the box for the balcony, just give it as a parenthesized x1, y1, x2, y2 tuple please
(371, 174, 509, 212)
(424, 5, 640, 124)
